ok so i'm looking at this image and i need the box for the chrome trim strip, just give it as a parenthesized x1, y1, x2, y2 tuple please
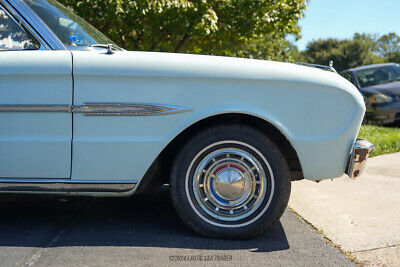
(0, 105, 71, 112)
(0, 103, 192, 116)
(296, 62, 337, 73)
(74, 103, 193, 116)
(0, 178, 137, 193)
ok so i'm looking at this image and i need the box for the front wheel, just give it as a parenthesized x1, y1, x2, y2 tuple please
(170, 124, 291, 239)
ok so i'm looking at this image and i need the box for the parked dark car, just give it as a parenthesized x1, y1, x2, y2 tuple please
(341, 63, 400, 124)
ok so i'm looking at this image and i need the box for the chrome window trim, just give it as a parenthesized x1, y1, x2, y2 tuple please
(0, 103, 193, 116)
(0, 178, 137, 193)
(0, 0, 47, 50)
(4, 0, 65, 50)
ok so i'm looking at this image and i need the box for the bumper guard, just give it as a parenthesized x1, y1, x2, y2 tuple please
(346, 139, 375, 179)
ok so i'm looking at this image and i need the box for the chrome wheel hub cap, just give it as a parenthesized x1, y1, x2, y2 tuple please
(213, 167, 245, 201)
(192, 146, 267, 221)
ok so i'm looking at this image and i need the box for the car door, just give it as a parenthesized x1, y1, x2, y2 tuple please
(0, 5, 72, 178)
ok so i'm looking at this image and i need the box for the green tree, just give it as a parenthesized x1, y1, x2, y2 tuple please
(353, 32, 379, 51)
(388, 52, 400, 63)
(301, 38, 375, 72)
(376, 32, 400, 61)
(59, 0, 307, 59)
(235, 33, 302, 62)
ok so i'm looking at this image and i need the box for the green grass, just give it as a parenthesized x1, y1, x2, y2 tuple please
(358, 125, 400, 157)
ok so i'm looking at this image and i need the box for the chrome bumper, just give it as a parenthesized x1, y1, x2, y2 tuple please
(346, 139, 375, 179)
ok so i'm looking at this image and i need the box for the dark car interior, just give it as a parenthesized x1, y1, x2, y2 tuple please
(356, 65, 400, 87)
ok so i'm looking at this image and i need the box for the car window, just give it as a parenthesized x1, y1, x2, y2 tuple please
(355, 65, 400, 87)
(341, 72, 356, 86)
(24, 0, 118, 49)
(0, 7, 40, 50)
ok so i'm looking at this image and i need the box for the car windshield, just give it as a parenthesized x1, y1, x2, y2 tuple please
(23, 0, 120, 49)
(355, 64, 400, 87)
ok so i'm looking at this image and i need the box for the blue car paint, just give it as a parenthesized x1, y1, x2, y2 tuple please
(0, 49, 365, 187)
(0, 51, 72, 178)
(70, 50, 365, 183)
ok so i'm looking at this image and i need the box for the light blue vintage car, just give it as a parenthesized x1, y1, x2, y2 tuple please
(0, 0, 374, 239)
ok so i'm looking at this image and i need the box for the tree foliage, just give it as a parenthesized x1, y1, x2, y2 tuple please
(353, 32, 379, 51)
(301, 37, 377, 72)
(375, 32, 400, 61)
(388, 52, 400, 63)
(300, 32, 400, 71)
(59, 0, 307, 58)
(235, 33, 301, 62)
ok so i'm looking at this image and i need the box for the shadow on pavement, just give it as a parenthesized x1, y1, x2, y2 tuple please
(0, 187, 289, 253)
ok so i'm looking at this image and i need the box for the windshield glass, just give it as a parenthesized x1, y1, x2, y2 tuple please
(24, 0, 119, 49)
(355, 64, 400, 87)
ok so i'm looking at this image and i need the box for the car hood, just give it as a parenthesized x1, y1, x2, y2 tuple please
(73, 50, 359, 96)
(361, 80, 400, 96)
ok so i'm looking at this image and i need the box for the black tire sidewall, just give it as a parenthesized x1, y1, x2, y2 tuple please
(170, 124, 291, 239)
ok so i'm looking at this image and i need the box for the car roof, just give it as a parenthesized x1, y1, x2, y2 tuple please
(342, 63, 399, 73)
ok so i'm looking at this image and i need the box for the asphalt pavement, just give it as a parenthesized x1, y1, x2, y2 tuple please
(0, 187, 354, 266)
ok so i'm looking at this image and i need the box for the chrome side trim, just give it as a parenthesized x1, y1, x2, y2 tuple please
(0, 178, 137, 193)
(0, 105, 71, 112)
(74, 103, 193, 116)
(0, 103, 193, 116)
(296, 62, 337, 73)
(346, 139, 375, 179)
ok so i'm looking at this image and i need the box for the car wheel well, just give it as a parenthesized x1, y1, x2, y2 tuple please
(136, 113, 303, 194)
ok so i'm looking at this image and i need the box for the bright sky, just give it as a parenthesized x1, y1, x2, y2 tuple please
(296, 0, 400, 51)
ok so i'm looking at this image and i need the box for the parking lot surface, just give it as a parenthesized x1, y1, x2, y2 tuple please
(0, 187, 353, 266)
